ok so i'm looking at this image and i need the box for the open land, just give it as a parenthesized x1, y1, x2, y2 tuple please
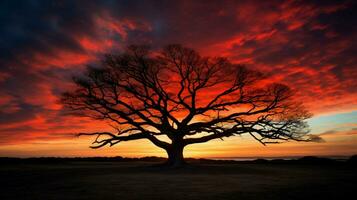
(0, 157, 356, 200)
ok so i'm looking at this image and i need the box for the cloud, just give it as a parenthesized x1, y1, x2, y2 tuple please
(319, 129, 357, 137)
(308, 134, 326, 143)
(0, 0, 356, 148)
(0, 0, 153, 116)
(207, 0, 357, 114)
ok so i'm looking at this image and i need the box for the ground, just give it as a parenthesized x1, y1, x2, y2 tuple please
(0, 160, 356, 200)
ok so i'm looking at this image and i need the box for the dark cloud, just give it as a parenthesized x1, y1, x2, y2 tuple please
(308, 134, 326, 143)
(0, 0, 356, 144)
(0, 103, 42, 124)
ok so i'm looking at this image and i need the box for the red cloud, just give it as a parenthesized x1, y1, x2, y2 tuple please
(0, 15, 153, 145)
(0, 93, 20, 114)
(0, 0, 355, 156)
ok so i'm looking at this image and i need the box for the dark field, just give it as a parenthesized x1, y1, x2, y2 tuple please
(1, 158, 356, 200)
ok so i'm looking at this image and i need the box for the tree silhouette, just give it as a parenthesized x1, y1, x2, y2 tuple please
(61, 44, 312, 167)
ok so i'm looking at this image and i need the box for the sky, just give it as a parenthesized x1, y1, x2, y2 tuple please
(0, 0, 356, 158)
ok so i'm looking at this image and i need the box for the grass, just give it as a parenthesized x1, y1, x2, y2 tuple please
(0, 159, 356, 200)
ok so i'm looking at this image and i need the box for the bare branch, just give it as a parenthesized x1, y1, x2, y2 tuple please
(61, 44, 312, 166)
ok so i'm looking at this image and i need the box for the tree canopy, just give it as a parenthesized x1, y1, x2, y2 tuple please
(61, 44, 312, 167)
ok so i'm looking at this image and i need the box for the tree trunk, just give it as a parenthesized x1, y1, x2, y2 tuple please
(165, 144, 185, 168)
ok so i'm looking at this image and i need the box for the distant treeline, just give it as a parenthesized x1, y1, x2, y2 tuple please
(0, 155, 356, 165)
(0, 156, 166, 164)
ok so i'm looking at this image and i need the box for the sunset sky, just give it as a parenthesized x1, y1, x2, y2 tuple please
(0, 0, 356, 158)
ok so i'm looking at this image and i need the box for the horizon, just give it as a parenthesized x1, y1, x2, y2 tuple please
(0, 0, 356, 158)
(1, 154, 354, 160)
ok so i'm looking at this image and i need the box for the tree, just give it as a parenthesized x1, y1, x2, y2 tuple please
(61, 44, 312, 167)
